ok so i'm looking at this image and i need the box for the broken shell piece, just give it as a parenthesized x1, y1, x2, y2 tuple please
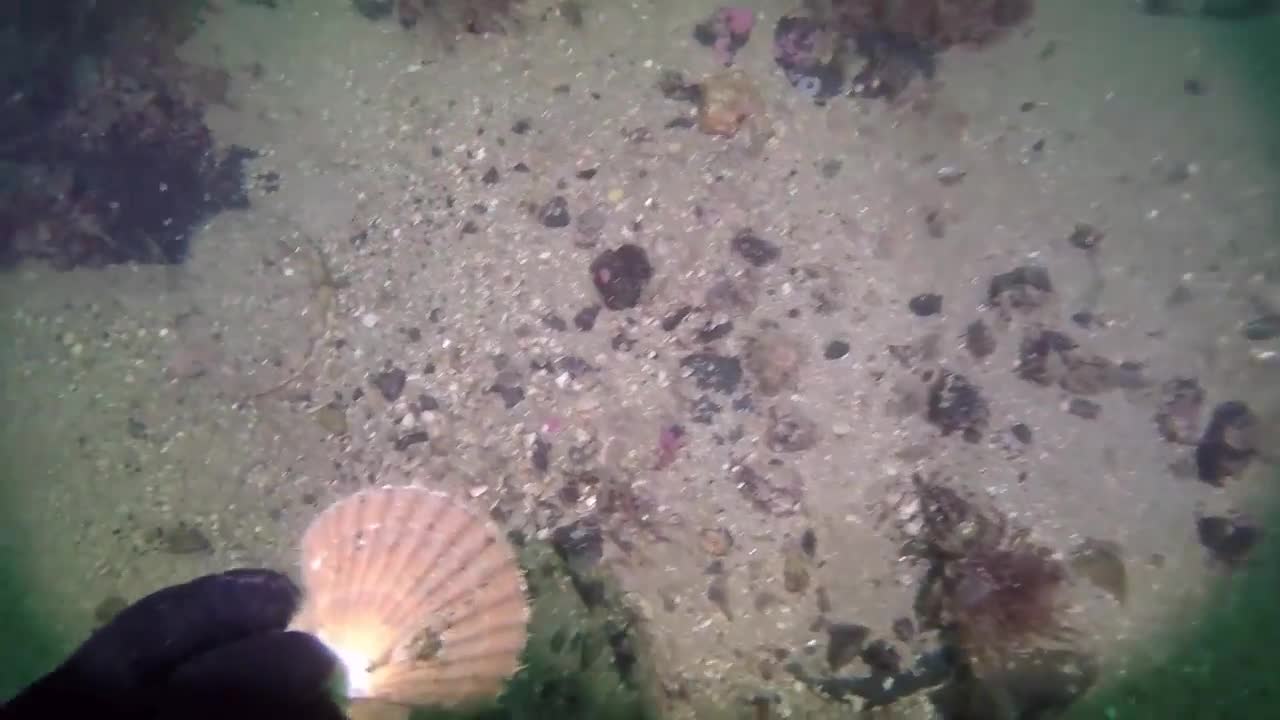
(697, 70, 764, 137)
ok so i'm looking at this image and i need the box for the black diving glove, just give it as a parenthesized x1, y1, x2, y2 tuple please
(2, 568, 344, 720)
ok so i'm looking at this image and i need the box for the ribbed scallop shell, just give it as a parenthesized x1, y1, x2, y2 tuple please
(291, 486, 529, 709)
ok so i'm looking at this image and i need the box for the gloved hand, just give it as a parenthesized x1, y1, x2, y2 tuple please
(2, 568, 345, 720)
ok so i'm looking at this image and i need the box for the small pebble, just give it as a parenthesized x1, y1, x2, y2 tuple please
(908, 293, 943, 316)
(823, 340, 850, 359)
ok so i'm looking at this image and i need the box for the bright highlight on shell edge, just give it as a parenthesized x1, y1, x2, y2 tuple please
(289, 485, 531, 710)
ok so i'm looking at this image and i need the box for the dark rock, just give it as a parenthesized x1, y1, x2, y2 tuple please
(826, 623, 870, 671)
(891, 617, 915, 642)
(371, 366, 408, 401)
(860, 639, 902, 675)
(1154, 378, 1204, 443)
(575, 167, 598, 180)
(394, 431, 430, 451)
(697, 321, 734, 343)
(417, 393, 440, 411)
(1196, 515, 1260, 567)
(662, 305, 693, 331)
(538, 196, 572, 227)
(590, 244, 654, 310)
(766, 405, 819, 453)
(1010, 422, 1033, 444)
(1016, 329, 1077, 385)
(730, 229, 781, 267)
(552, 519, 604, 571)
(689, 395, 724, 424)
(908, 293, 943, 316)
(1195, 401, 1259, 485)
(1067, 222, 1104, 250)
(800, 527, 818, 557)
(488, 382, 526, 409)
(926, 370, 989, 442)
(481, 166, 500, 184)
(610, 333, 636, 352)
(574, 305, 601, 331)
(988, 265, 1054, 310)
(656, 69, 701, 103)
(681, 353, 743, 394)
(1067, 398, 1101, 420)
(532, 437, 551, 472)
(352, 0, 394, 19)
(733, 464, 803, 517)
(1243, 314, 1280, 341)
(511, 118, 532, 134)
(155, 523, 212, 555)
(964, 319, 996, 359)
(824, 340, 851, 359)
(541, 313, 568, 331)
(707, 575, 732, 620)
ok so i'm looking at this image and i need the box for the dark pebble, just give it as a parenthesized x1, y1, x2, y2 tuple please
(512, 118, 532, 134)
(1243, 314, 1280, 341)
(825, 623, 870, 671)
(1010, 422, 1033, 444)
(697, 321, 734, 343)
(371, 366, 408, 401)
(575, 167, 598, 180)
(532, 437, 551, 472)
(730, 229, 781, 267)
(394, 431, 430, 451)
(824, 340, 850, 359)
(541, 313, 568, 332)
(127, 417, 148, 439)
(481, 166, 500, 184)
(590, 244, 654, 310)
(861, 639, 902, 675)
(418, 393, 439, 411)
(1067, 223, 1104, 250)
(574, 305, 600, 331)
(988, 265, 1054, 307)
(819, 158, 843, 178)
(1196, 515, 1260, 567)
(964, 319, 996, 359)
(926, 370, 989, 442)
(1071, 311, 1097, 328)
(908, 293, 943, 317)
(611, 333, 636, 352)
(1184, 78, 1205, 96)
(689, 395, 723, 424)
(156, 523, 212, 555)
(1195, 401, 1258, 485)
(538, 196, 572, 228)
(353, 0, 393, 20)
(489, 383, 526, 409)
(1016, 329, 1077, 385)
(800, 528, 817, 557)
(1067, 398, 1101, 420)
(681, 353, 743, 394)
(891, 617, 915, 642)
(552, 519, 604, 570)
(662, 305, 693, 331)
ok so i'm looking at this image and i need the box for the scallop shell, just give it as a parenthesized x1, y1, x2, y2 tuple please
(291, 486, 529, 709)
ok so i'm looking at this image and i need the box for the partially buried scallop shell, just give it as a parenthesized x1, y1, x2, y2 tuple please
(291, 486, 530, 715)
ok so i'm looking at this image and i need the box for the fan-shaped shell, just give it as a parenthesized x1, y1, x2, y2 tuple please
(291, 486, 529, 709)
